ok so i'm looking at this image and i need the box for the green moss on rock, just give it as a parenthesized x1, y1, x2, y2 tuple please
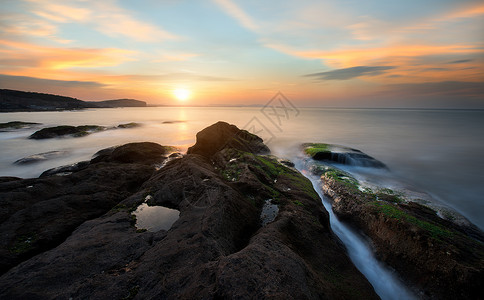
(9, 234, 38, 254)
(303, 143, 330, 157)
(371, 202, 454, 241)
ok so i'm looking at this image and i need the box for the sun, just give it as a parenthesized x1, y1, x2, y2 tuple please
(173, 88, 191, 101)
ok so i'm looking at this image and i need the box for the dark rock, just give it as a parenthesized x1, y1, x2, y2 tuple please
(303, 143, 387, 168)
(91, 142, 177, 165)
(0, 123, 378, 299)
(14, 151, 68, 164)
(0, 121, 41, 131)
(188, 121, 270, 158)
(0, 161, 156, 275)
(317, 163, 484, 299)
(40, 161, 90, 177)
(29, 125, 105, 139)
(168, 152, 182, 158)
(117, 122, 141, 128)
(0, 177, 21, 183)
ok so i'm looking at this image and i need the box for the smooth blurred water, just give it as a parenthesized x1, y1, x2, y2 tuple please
(0, 107, 483, 230)
(300, 168, 416, 299)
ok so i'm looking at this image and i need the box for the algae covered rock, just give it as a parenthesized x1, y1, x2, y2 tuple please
(302, 143, 386, 168)
(303, 144, 484, 299)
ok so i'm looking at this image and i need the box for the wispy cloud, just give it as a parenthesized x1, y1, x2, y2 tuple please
(26, 0, 178, 42)
(269, 43, 482, 67)
(107, 72, 235, 82)
(0, 12, 71, 43)
(305, 66, 395, 80)
(437, 3, 484, 21)
(212, 0, 258, 30)
(447, 59, 473, 64)
(152, 53, 200, 62)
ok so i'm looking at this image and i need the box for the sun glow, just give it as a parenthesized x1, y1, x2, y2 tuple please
(173, 88, 191, 101)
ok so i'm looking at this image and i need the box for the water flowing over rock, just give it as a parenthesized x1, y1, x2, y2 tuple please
(0, 122, 378, 299)
(302, 144, 484, 299)
(14, 151, 68, 164)
(302, 143, 387, 168)
(0, 121, 41, 131)
(29, 125, 106, 139)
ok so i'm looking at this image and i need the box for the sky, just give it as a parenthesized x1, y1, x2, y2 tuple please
(0, 0, 483, 107)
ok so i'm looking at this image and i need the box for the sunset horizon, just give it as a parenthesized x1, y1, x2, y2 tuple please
(1, 0, 483, 108)
(1, 2, 484, 298)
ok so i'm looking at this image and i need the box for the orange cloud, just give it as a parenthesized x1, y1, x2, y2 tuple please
(270, 44, 481, 67)
(438, 3, 484, 21)
(0, 39, 135, 76)
(32, 3, 91, 22)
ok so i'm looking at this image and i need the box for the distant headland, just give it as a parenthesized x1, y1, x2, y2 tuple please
(0, 89, 146, 112)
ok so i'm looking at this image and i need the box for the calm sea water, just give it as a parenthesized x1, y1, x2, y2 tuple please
(1, 107, 483, 230)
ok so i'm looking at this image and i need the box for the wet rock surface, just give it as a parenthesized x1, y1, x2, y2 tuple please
(304, 147, 484, 300)
(29, 125, 106, 139)
(0, 123, 378, 299)
(0, 121, 41, 131)
(303, 143, 387, 168)
(90, 142, 176, 165)
(187, 121, 270, 157)
(14, 150, 68, 164)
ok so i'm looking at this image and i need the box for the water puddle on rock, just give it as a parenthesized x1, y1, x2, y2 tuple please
(132, 203, 179, 232)
(260, 199, 279, 226)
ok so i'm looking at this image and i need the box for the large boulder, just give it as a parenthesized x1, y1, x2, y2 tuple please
(0, 123, 378, 299)
(91, 142, 177, 165)
(187, 121, 270, 158)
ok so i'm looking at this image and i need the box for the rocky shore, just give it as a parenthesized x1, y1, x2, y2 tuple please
(302, 143, 484, 299)
(0, 122, 378, 299)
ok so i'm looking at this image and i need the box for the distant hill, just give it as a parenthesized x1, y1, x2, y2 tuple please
(0, 89, 91, 112)
(90, 99, 147, 108)
(0, 89, 146, 112)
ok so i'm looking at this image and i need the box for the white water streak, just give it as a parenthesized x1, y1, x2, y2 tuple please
(296, 162, 416, 300)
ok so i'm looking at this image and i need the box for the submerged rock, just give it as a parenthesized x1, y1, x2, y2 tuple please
(302, 143, 387, 168)
(0, 121, 41, 131)
(29, 125, 106, 139)
(307, 153, 484, 299)
(117, 122, 141, 128)
(14, 151, 68, 164)
(40, 161, 90, 177)
(0, 122, 378, 299)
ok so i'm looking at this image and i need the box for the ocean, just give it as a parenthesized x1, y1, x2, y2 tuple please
(1, 107, 483, 230)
